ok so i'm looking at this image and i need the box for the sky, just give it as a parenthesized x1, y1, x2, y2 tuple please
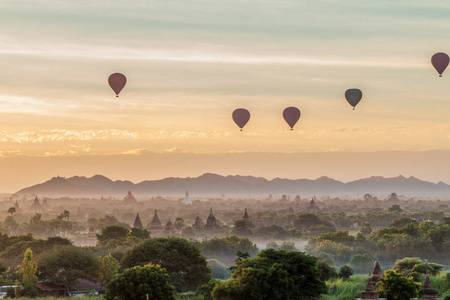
(0, 0, 449, 192)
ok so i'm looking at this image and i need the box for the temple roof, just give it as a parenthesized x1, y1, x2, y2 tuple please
(206, 208, 218, 227)
(165, 217, 174, 229)
(423, 274, 434, 290)
(243, 208, 249, 219)
(123, 191, 137, 203)
(133, 213, 143, 229)
(372, 261, 383, 276)
(151, 210, 161, 226)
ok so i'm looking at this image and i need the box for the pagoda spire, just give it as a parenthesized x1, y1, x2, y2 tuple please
(133, 213, 143, 229)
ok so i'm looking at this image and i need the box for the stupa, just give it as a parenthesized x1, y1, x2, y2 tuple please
(193, 211, 203, 229)
(148, 210, 164, 236)
(243, 208, 254, 227)
(165, 217, 175, 235)
(123, 191, 137, 204)
(360, 275, 379, 299)
(183, 190, 192, 205)
(370, 261, 384, 283)
(133, 213, 143, 229)
(419, 274, 438, 300)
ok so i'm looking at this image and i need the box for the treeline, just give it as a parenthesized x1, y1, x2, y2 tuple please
(305, 215, 450, 268)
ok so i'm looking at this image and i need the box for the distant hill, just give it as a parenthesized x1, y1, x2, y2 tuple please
(14, 174, 450, 197)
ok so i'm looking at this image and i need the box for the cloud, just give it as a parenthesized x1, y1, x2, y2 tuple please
(0, 45, 427, 69)
(0, 129, 139, 144)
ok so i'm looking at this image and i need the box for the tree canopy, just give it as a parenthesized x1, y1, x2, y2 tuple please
(376, 270, 420, 300)
(121, 237, 211, 291)
(212, 248, 326, 300)
(106, 264, 175, 300)
(37, 246, 100, 294)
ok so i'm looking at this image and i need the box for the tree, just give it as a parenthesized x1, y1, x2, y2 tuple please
(266, 239, 279, 249)
(174, 217, 185, 234)
(388, 204, 403, 213)
(360, 222, 372, 235)
(393, 257, 444, 279)
(4, 216, 19, 234)
(294, 213, 334, 231)
(129, 227, 150, 240)
(338, 265, 353, 280)
(17, 248, 39, 298)
(232, 219, 253, 236)
(254, 225, 289, 240)
(198, 278, 219, 300)
(121, 237, 211, 291)
(38, 246, 100, 296)
(207, 259, 230, 280)
(318, 261, 338, 281)
(280, 241, 297, 251)
(195, 235, 259, 266)
(106, 264, 175, 300)
(30, 213, 42, 224)
(390, 218, 418, 228)
(62, 210, 70, 221)
(7, 207, 16, 216)
(96, 225, 130, 246)
(376, 270, 420, 300)
(349, 254, 374, 274)
(98, 254, 121, 287)
(212, 248, 326, 300)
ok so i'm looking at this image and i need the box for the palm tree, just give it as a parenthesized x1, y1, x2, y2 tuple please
(7, 207, 16, 216)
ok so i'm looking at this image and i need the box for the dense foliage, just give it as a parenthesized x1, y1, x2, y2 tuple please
(122, 237, 211, 291)
(376, 270, 421, 300)
(106, 264, 176, 300)
(212, 248, 326, 300)
(38, 246, 101, 293)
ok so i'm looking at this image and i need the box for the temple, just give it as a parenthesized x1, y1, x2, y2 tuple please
(165, 217, 175, 235)
(14, 200, 22, 213)
(148, 210, 164, 236)
(204, 208, 221, 233)
(308, 196, 320, 211)
(81, 227, 97, 247)
(183, 190, 192, 205)
(370, 261, 384, 283)
(193, 211, 204, 229)
(360, 275, 379, 299)
(30, 196, 42, 212)
(419, 274, 438, 300)
(123, 191, 137, 204)
(133, 213, 143, 229)
(243, 208, 254, 228)
(253, 212, 265, 228)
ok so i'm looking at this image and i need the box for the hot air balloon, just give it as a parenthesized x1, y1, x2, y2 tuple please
(108, 73, 127, 97)
(283, 107, 301, 130)
(345, 88, 362, 110)
(232, 108, 250, 131)
(431, 52, 449, 77)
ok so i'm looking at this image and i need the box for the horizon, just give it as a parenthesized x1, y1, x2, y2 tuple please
(1, 149, 450, 193)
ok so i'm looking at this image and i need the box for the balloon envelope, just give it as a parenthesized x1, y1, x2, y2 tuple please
(108, 73, 127, 97)
(232, 108, 250, 131)
(345, 88, 362, 109)
(431, 52, 449, 77)
(283, 107, 301, 130)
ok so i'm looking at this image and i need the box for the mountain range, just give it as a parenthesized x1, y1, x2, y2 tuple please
(14, 174, 450, 197)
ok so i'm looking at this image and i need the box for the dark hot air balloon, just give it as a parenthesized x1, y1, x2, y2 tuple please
(283, 107, 301, 130)
(108, 73, 127, 97)
(345, 88, 362, 110)
(232, 108, 250, 131)
(431, 52, 449, 77)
